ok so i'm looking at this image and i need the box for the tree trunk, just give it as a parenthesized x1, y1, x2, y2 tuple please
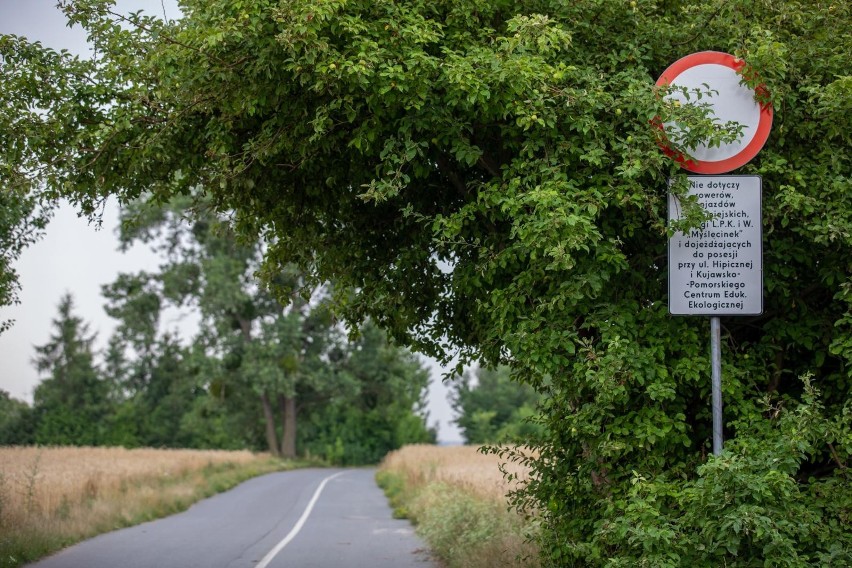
(279, 394, 297, 459)
(260, 392, 280, 457)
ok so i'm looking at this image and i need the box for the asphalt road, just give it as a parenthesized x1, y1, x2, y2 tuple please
(28, 468, 436, 568)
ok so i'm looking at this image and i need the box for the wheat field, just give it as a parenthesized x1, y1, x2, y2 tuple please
(380, 443, 534, 500)
(0, 446, 281, 567)
(1, 446, 263, 519)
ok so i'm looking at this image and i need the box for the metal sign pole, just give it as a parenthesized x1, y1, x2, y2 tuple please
(710, 317, 723, 455)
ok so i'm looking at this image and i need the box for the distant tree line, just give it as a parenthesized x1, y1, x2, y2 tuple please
(0, 200, 435, 464)
(450, 365, 542, 445)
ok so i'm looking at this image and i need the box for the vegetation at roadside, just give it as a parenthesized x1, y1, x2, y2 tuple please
(0, 446, 302, 568)
(2, 1, 851, 564)
(377, 445, 539, 568)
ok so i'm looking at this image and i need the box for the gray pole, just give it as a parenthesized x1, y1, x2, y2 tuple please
(710, 316, 723, 455)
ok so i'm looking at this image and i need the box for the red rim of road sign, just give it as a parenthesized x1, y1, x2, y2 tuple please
(655, 51, 773, 174)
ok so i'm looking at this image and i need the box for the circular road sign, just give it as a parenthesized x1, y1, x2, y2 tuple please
(655, 51, 773, 174)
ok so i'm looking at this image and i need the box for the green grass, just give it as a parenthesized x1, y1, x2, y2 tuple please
(375, 469, 412, 519)
(375, 470, 540, 568)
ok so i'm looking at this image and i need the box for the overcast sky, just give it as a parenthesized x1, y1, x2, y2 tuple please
(0, 0, 462, 442)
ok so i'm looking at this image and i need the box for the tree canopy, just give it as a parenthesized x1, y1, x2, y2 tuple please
(100, 197, 436, 459)
(0, 189, 48, 335)
(2, 0, 850, 564)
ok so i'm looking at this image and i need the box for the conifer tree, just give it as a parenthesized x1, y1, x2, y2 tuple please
(31, 293, 108, 445)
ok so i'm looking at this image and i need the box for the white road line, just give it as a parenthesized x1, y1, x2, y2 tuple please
(256, 471, 347, 568)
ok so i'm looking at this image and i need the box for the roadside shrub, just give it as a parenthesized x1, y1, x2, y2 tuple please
(514, 376, 851, 567)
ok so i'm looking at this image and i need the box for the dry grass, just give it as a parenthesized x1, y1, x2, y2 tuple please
(0, 446, 287, 567)
(378, 444, 539, 568)
(380, 443, 535, 501)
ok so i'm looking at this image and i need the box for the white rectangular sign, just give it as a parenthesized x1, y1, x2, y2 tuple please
(669, 175, 763, 316)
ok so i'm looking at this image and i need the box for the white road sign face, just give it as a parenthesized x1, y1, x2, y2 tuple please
(669, 176, 763, 316)
(664, 64, 762, 163)
(656, 51, 773, 175)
